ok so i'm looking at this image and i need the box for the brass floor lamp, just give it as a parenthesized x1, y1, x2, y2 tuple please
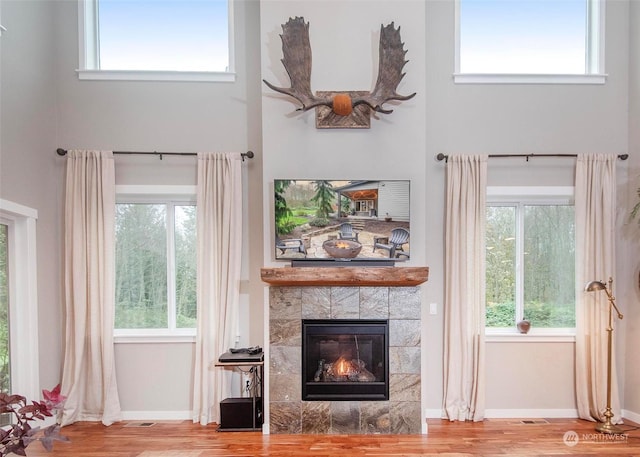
(584, 277, 624, 434)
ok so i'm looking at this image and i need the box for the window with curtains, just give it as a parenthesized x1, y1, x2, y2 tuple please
(455, 0, 605, 84)
(485, 187, 576, 333)
(78, 0, 234, 81)
(114, 193, 197, 339)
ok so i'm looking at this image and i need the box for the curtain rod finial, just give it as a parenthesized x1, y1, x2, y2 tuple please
(56, 148, 67, 156)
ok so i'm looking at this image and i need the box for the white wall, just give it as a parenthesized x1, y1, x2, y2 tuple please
(0, 0, 63, 393)
(623, 0, 640, 420)
(261, 0, 634, 418)
(260, 2, 427, 264)
(425, 1, 628, 416)
(58, 0, 263, 414)
(1, 0, 264, 414)
(485, 343, 576, 413)
(0, 0, 637, 420)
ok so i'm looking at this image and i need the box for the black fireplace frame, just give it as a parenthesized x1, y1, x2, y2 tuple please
(301, 319, 389, 401)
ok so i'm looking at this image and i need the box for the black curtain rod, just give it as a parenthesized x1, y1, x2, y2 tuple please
(436, 152, 629, 163)
(56, 148, 254, 161)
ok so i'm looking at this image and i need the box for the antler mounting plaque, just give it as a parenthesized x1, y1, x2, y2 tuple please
(315, 91, 370, 129)
(263, 17, 416, 129)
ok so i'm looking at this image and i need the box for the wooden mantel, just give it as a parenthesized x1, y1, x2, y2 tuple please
(260, 266, 429, 287)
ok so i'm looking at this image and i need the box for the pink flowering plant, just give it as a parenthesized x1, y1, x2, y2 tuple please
(0, 384, 68, 456)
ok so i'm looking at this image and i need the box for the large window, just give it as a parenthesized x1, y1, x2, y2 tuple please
(78, 0, 234, 81)
(115, 201, 196, 337)
(455, 0, 605, 83)
(486, 190, 575, 333)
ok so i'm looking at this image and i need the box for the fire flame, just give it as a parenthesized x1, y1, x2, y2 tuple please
(332, 356, 357, 377)
(335, 241, 350, 249)
(336, 358, 348, 375)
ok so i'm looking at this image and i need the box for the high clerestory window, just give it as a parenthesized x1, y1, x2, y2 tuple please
(78, 0, 234, 81)
(455, 0, 606, 84)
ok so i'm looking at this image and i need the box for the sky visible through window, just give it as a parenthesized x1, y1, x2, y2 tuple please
(460, 0, 588, 74)
(98, 0, 229, 72)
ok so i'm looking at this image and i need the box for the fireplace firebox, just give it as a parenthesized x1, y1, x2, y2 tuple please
(302, 319, 389, 401)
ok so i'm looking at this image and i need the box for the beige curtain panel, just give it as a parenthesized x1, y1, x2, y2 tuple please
(575, 153, 621, 424)
(60, 150, 121, 426)
(442, 154, 487, 422)
(192, 152, 243, 425)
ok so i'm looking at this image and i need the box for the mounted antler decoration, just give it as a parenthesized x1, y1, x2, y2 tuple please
(263, 17, 416, 129)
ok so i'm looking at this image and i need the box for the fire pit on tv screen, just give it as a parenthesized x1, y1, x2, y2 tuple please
(274, 180, 410, 262)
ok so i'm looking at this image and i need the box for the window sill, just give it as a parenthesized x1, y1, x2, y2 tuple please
(77, 69, 236, 83)
(486, 331, 575, 343)
(114, 334, 196, 344)
(453, 73, 607, 85)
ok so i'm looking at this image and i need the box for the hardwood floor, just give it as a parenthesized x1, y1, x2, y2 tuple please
(26, 418, 640, 457)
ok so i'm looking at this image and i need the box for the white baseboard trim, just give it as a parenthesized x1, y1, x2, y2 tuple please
(622, 409, 640, 424)
(485, 409, 579, 418)
(120, 410, 193, 421)
(425, 408, 579, 419)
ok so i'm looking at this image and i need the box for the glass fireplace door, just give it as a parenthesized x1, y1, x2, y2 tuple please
(302, 319, 389, 401)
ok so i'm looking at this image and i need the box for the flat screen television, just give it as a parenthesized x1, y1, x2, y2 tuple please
(274, 180, 410, 263)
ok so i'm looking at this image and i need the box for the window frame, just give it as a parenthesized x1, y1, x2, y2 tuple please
(114, 186, 197, 343)
(485, 187, 576, 341)
(454, 0, 607, 84)
(0, 200, 40, 400)
(0, 1, 6, 38)
(77, 0, 236, 82)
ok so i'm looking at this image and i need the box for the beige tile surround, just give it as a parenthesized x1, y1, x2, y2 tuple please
(268, 285, 422, 434)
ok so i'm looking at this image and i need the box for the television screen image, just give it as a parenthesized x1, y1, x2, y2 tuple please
(274, 180, 410, 262)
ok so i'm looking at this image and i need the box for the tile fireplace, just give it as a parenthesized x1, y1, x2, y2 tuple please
(267, 286, 422, 434)
(263, 266, 428, 434)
